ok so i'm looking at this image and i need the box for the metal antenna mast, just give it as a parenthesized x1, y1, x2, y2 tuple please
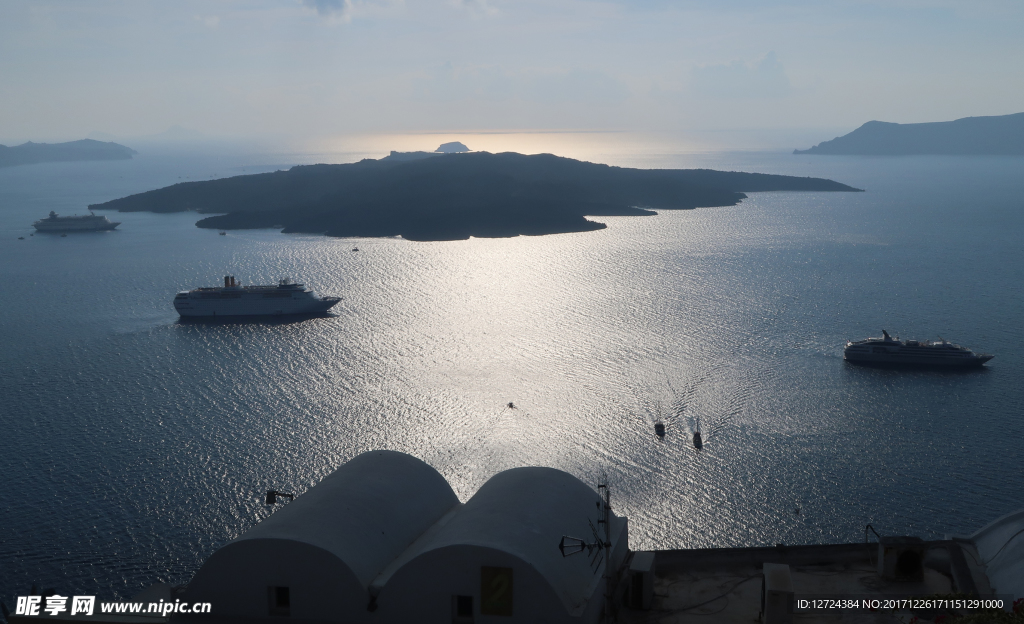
(598, 479, 613, 623)
(558, 477, 616, 623)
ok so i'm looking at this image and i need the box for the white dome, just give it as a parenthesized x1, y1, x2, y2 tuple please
(184, 451, 459, 621)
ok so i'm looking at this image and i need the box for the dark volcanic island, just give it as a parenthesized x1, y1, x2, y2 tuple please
(91, 151, 862, 241)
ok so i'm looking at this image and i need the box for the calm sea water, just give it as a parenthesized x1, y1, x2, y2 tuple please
(1, 141, 1022, 602)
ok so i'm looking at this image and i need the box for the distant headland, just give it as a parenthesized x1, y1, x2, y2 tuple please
(90, 150, 862, 241)
(0, 139, 137, 167)
(795, 112, 1024, 156)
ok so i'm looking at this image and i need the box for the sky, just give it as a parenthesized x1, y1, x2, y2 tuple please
(2, 0, 1023, 149)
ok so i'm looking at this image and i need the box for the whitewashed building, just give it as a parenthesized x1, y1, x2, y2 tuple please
(180, 451, 629, 623)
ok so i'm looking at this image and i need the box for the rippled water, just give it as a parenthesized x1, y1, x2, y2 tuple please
(1, 142, 1022, 602)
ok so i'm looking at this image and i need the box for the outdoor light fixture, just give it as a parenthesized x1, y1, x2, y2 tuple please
(265, 490, 294, 505)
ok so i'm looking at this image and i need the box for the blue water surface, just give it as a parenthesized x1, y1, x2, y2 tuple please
(1, 144, 1022, 602)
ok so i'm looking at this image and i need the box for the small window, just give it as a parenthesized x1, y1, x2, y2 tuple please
(452, 595, 473, 623)
(268, 586, 290, 617)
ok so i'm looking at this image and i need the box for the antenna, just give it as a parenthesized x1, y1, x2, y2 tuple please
(598, 477, 613, 623)
(558, 477, 616, 622)
(558, 517, 605, 571)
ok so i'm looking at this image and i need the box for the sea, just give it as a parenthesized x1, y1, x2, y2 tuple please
(1, 135, 1022, 603)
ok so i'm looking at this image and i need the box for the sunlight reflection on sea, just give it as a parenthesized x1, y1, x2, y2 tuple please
(0, 136, 1021, 599)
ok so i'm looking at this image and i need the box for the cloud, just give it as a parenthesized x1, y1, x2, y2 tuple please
(302, 0, 354, 22)
(300, 0, 402, 22)
(448, 0, 499, 17)
(690, 52, 792, 99)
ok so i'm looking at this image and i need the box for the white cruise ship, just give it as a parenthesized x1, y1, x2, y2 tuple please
(33, 210, 120, 232)
(844, 330, 993, 368)
(174, 276, 341, 317)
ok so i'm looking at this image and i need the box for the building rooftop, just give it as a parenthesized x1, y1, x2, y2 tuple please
(618, 538, 1016, 624)
(8, 450, 1021, 624)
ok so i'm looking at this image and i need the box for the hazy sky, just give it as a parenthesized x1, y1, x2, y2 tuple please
(2, 0, 1022, 147)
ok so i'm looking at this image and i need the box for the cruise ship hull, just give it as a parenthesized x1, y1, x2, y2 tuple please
(34, 220, 120, 232)
(174, 297, 340, 317)
(843, 352, 993, 368)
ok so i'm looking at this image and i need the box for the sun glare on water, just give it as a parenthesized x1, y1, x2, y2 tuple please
(302, 131, 713, 168)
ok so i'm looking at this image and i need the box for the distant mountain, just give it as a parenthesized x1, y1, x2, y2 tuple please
(91, 151, 862, 242)
(795, 112, 1024, 155)
(0, 139, 137, 167)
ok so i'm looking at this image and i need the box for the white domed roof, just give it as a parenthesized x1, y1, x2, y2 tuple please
(193, 450, 460, 593)
(374, 466, 624, 613)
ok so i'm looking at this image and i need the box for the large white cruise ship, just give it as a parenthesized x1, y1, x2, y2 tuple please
(174, 276, 341, 317)
(33, 210, 120, 232)
(844, 330, 993, 367)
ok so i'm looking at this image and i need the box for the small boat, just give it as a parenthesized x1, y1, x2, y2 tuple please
(693, 431, 703, 450)
(18, 236, 24, 240)
(219, 231, 227, 236)
(654, 422, 665, 438)
(352, 248, 359, 252)
(60, 233, 67, 237)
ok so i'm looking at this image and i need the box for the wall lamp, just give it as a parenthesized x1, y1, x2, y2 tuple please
(265, 490, 295, 505)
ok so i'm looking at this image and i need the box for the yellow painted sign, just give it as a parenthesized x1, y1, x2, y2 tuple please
(480, 566, 513, 616)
